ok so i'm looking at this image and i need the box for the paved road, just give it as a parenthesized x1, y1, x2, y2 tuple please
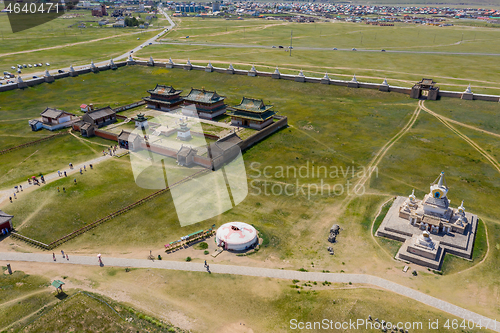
(2, 7, 175, 84)
(1, 252, 498, 332)
(155, 41, 500, 57)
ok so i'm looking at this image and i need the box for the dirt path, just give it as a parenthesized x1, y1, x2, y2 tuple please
(421, 101, 500, 174)
(0, 29, 162, 58)
(0, 149, 39, 183)
(69, 131, 109, 150)
(421, 103, 500, 139)
(348, 101, 422, 205)
(0, 299, 58, 332)
(0, 289, 50, 309)
(370, 197, 397, 260)
(2, 252, 499, 332)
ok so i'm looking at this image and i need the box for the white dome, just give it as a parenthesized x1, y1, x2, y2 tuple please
(417, 231, 435, 249)
(216, 222, 258, 251)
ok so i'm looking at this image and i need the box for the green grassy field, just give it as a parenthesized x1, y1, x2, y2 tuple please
(2, 267, 491, 333)
(0, 134, 101, 188)
(5, 158, 157, 244)
(1, 66, 500, 320)
(130, 16, 500, 95)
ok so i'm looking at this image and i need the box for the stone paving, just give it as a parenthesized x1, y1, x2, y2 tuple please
(0, 252, 498, 332)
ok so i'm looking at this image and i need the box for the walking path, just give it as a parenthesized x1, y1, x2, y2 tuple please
(1, 252, 498, 332)
(0, 151, 121, 206)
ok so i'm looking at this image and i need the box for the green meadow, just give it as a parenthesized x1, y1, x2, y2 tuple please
(129, 17, 500, 94)
(0, 65, 499, 319)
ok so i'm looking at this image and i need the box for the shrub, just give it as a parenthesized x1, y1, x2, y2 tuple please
(292, 279, 299, 284)
(168, 328, 176, 332)
(204, 250, 209, 255)
(198, 242, 208, 250)
(298, 268, 308, 272)
(186, 257, 192, 262)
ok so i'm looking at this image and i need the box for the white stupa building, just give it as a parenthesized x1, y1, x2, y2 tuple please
(216, 222, 258, 251)
(376, 171, 478, 270)
(176, 120, 191, 141)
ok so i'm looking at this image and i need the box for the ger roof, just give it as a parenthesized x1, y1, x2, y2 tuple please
(0, 210, 13, 224)
(85, 106, 115, 120)
(40, 107, 72, 119)
(232, 97, 273, 113)
(184, 88, 225, 104)
(147, 84, 182, 96)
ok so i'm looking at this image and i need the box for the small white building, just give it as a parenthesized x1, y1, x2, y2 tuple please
(176, 120, 191, 141)
(80, 104, 90, 112)
(216, 222, 258, 251)
(135, 113, 148, 129)
(30, 107, 78, 131)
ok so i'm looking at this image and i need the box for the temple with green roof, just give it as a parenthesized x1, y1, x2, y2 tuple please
(182, 88, 226, 120)
(227, 97, 276, 130)
(143, 84, 184, 111)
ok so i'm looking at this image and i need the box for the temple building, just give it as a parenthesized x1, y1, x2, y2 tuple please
(29, 107, 78, 131)
(376, 171, 478, 270)
(183, 88, 226, 120)
(227, 97, 276, 130)
(73, 106, 117, 137)
(399, 172, 469, 234)
(143, 84, 184, 111)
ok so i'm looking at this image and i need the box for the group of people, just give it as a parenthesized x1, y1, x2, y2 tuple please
(103, 145, 118, 156)
(53, 250, 69, 261)
(8, 162, 98, 203)
(204, 260, 211, 273)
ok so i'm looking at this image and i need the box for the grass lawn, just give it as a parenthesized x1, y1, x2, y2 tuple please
(0, 134, 101, 188)
(7, 158, 156, 244)
(1, 66, 500, 319)
(137, 16, 500, 94)
(22, 292, 179, 333)
(0, 29, 159, 76)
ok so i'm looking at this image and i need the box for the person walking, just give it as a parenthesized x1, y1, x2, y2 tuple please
(63, 187, 66, 193)
(53, 253, 56, 261)
(19, 185, 22, 191)
(28, 178, 31, 185)
(58, 171, 61, 177)
(79, 168, 82, 174)
(84, 165, 86, 171)
(90, 164, 93, 170)
(9, 196, 12, 203)
(66, 253, 69, 260)
(74, 179, 77, 185)
(61, 250, 65, 258)
(204, 260, 207, 267)
(13, 193, 16, 199)
(64, 171, 67, 177)
(57, 187, 60, 192)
